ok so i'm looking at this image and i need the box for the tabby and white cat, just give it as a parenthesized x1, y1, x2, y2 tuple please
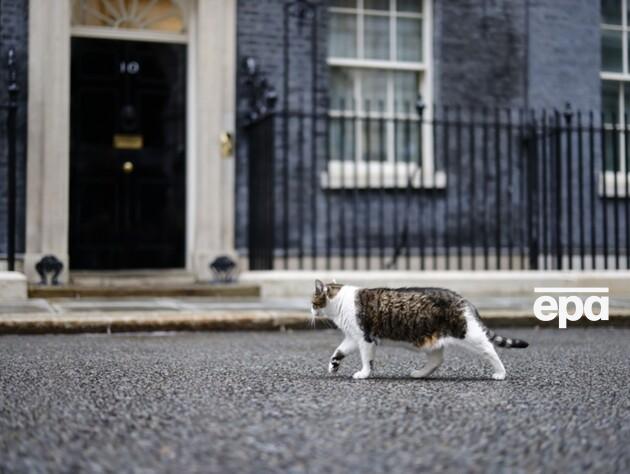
(310, 279, 528, 380)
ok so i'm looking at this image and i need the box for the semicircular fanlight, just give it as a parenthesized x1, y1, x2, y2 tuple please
(71, 0, 189, 34)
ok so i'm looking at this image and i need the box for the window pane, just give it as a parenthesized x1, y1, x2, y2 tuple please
(361, 70, 388, 108)
(602, 80, 620, 122)
(331, 0, 356, 7)
(331, 68, 354, 110)
(364, 0, 389, 11)
(396, 17, 422, 62)
(602, 29, 623, 72)
(395, 118, 419, 164)
(364, 15, 390, 60)
(330, 118, 356, 161)
(602, 0, 622, 25)
(604, 129, 618, 171)
(363, 119, 385, 161)
(624, 83, 630, 120)
(329, 13, 357, 58)
(394, 72, 419, 111)
(397, 0, 422, 13)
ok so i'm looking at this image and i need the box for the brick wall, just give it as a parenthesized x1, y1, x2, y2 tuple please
(234, 0, 609, 262)
(528, 0, 600, 111)
(435, 0, 527, 108)
(0, 0, 27, 255)
(236, 0, 328, 252)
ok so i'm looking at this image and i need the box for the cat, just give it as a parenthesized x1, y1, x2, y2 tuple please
(310, 279, 528, 380)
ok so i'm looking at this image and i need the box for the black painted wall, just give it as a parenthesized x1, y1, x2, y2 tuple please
(0, 0, 27, 256)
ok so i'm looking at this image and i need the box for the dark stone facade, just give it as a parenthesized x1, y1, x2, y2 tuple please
(236, 0, 329, 252)
(434, 0, 527, 108)
(0, 0, 27, 255)
(235, 0, 616, 266)
(0, 1, 620, 268)
(528, 0, 601, 111)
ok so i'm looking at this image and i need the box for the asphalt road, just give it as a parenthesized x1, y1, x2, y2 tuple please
(1, 329, 629, 473)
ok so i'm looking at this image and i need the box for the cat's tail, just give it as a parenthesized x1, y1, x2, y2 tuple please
(472, 306, 529, 348)
(484, 328, 529, 349)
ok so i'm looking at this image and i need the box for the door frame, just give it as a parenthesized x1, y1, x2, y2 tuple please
(25, 0, 237, 282)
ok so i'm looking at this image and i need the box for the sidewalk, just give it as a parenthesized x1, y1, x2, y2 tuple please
(1, 297, 630, 334)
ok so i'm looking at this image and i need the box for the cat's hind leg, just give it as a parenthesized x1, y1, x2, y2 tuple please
(410, 347, 444, 379)
(471, 339, 506, 380)
(462, 318, 506, 380)
(329, 337, 358, 373)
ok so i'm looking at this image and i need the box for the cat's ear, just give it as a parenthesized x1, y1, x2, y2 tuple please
(315, 279, 325, 294)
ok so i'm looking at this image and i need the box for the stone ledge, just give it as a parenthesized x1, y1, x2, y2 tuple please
(241, 271, 630, 298)
(28, 284, 260, 299)
(0, 272, 28, 300)
(1, 309, 630, 335)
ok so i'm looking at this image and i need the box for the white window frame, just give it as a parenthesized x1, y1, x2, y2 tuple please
(601, 0, 630, 196)
(324, 0, 443, 189)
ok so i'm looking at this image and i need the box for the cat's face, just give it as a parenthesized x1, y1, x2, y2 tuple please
(310, 279, 342, 317)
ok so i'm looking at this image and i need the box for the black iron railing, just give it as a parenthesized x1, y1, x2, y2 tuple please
(244, 99, 630, 271)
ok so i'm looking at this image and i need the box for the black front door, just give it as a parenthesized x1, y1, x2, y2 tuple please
(70, 38, 186, 270)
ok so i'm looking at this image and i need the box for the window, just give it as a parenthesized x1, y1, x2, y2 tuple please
(601, 0, 630, 173)
(326, 0, 437, 188)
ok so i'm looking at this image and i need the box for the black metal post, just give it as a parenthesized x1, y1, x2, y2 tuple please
(612, 116, 621, 270)
(469, 107, 476, 270)
(601, 112, 609, 269)
(310, 7, 318, 270)
(282, 4, 290, 269)
(352, 104, 359, 270)
(577, 111, 585, 270)
(541, 111, 549, 269)
(339, 100, 347, 270)
(6, 48, 18, 272)
(554, 110, 562, 269)
(365, 101, 372, 270)
(494, 107, 501, 270)
(564, 104, 573, 269)
(527, 113, 539, 270)
(379, 102, 386, 268)
(432, 105, 438, 270)
(443, 106, 450, 270)
(506, 108, 513, 270)
(456, 106, 463, 270)
(482, 107, 489, 270)
(405, 103, 412, 270)
(416, 97, 425, 270)
(589, 112, 596, 269)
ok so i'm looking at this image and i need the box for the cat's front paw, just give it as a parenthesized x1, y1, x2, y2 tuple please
(491, 372, 506, 381)
(352, 370, 370, 380)
(410, 369, 429, 379)
(328, 361, 340, 373)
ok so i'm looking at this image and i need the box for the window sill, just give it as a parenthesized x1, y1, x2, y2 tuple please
(321, 161, 447, 189)
(598, 171, 630, 198)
